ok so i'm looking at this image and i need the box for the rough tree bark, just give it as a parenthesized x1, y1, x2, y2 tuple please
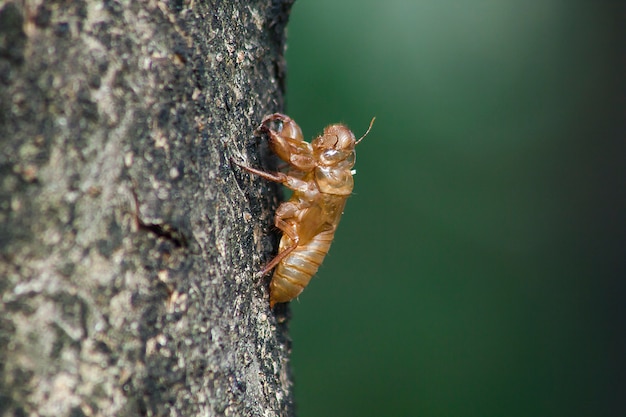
(0, 0, 295, 416)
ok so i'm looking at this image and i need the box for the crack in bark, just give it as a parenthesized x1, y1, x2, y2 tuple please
(138, 222, 187, 248)
(130, 185, 188, 248)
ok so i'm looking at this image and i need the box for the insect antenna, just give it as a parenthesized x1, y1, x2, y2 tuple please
(355, 117, 376, 145)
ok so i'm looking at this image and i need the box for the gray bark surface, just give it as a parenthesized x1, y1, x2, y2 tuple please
(0, 0, 295, 416)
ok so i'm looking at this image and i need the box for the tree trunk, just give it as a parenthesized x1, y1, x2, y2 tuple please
(0, 1, 295, 416)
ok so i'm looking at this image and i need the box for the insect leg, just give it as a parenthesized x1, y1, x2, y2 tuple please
(258, 203, 301, 276)
(232, 159, 287, 183)
(258, 234, 297, 276)
(232, 159, 314, 194)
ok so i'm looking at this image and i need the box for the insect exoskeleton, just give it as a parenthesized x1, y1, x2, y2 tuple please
(235, 113, 373, 307)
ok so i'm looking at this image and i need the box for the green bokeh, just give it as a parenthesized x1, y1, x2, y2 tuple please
(283, 1, 624, 416)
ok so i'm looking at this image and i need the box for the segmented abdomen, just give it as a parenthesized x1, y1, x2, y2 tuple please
(269, 230, 335, 307)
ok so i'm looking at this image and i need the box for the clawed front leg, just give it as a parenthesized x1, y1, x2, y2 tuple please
(257, 113, 315, 171)
(256, 113, 303, 143)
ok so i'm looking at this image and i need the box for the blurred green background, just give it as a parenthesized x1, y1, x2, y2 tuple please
(282, 1, 624, 416)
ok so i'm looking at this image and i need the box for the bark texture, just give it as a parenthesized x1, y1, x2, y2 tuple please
(0, 0, 295, 416)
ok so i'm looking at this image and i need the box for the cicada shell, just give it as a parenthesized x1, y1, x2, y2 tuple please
(235, 113, 373, 307)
